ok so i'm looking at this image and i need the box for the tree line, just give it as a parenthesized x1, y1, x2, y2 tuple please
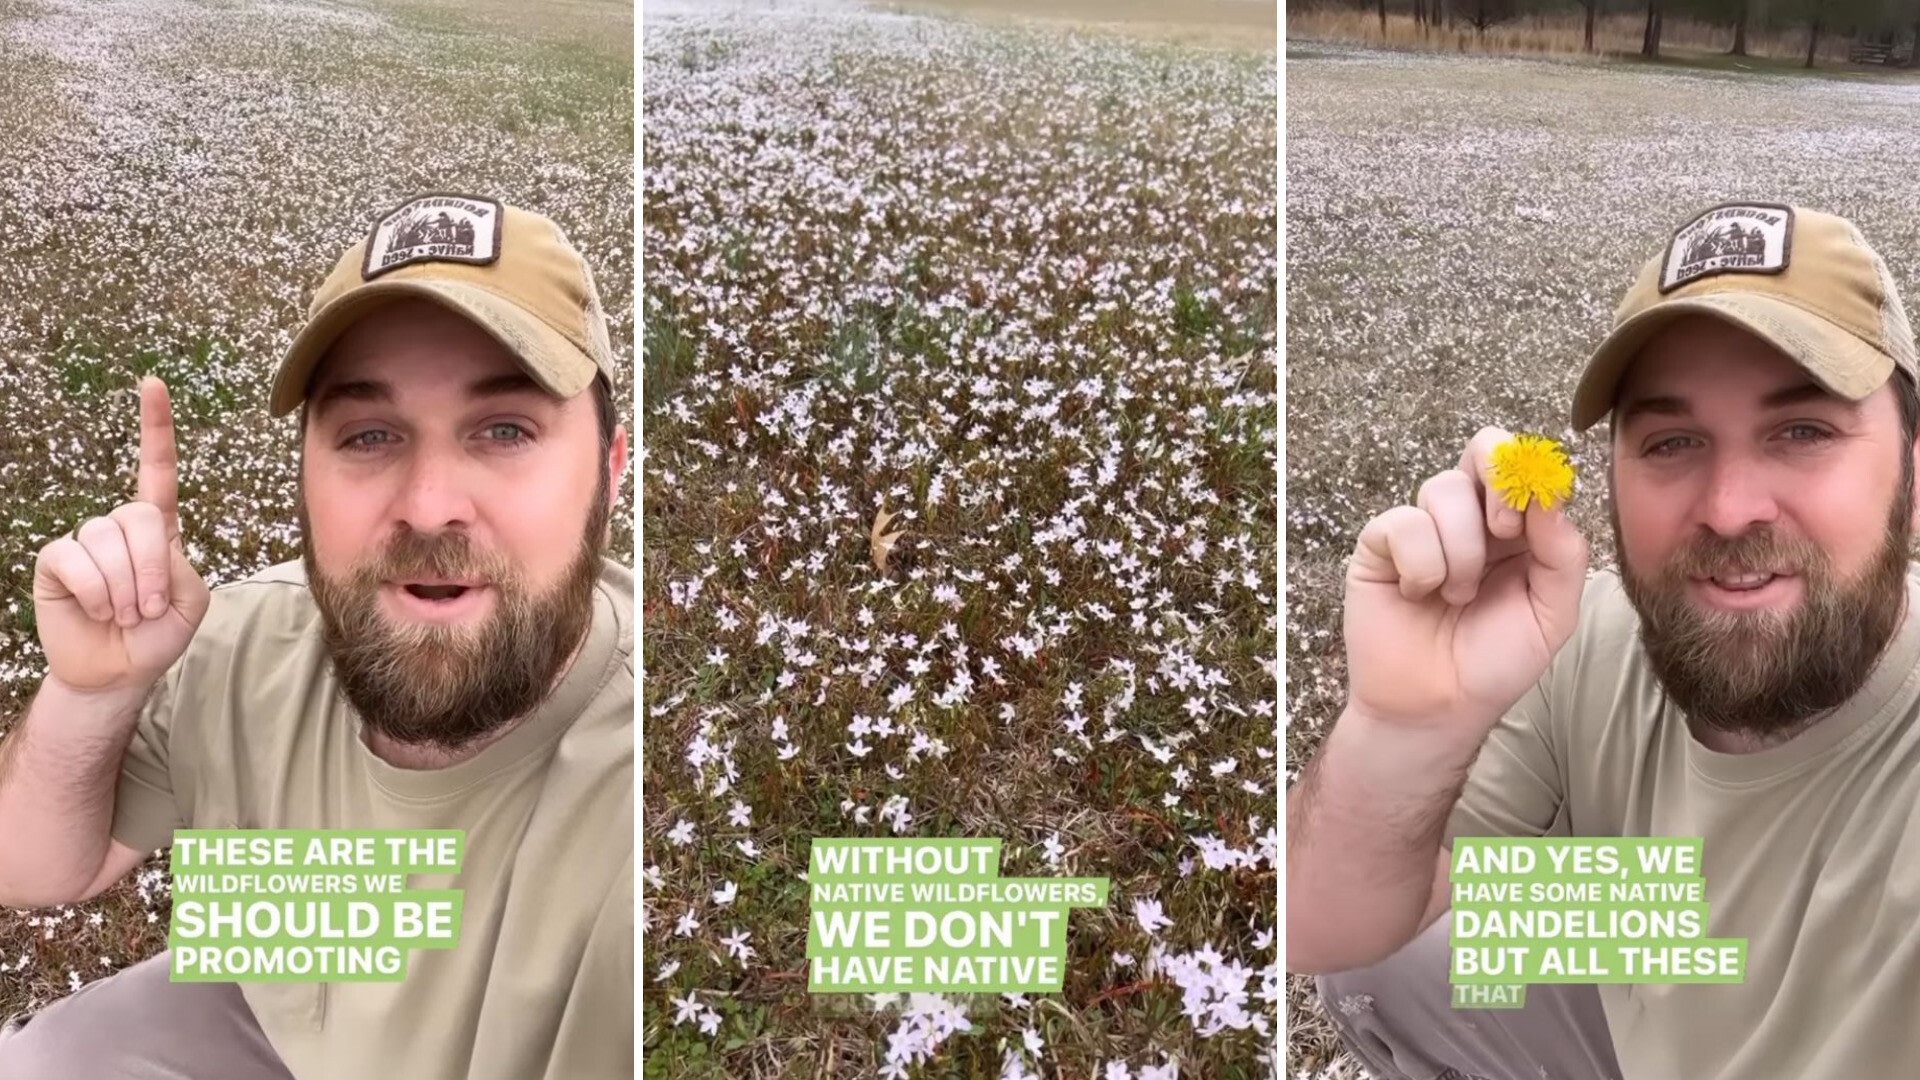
(1296, 0, 1920, 65)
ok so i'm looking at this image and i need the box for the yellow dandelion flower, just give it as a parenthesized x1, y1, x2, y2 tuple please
(1489, 433, 1575, 512)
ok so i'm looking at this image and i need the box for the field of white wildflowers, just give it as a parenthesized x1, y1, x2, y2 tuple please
(1286, 42, 1920, 1077)
(0, 0, 631, 1021)
(640, 3, 1277, 1078)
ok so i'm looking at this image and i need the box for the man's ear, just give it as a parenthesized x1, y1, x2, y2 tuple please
(1910, 434, 1920, 531)
(602, 424, 629, 547)
(607, 423, 629, 513)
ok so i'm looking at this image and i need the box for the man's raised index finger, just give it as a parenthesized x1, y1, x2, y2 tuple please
(138, 375, 182, 542)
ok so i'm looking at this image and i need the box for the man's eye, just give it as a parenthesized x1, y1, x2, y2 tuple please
(1645, 436, 1696, 457)
(486, 422, 530, 443)
(1781, 424, 1833, 443)
(343, 430, 393, 453)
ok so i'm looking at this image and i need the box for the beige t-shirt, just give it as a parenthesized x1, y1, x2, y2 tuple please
(110, 558, 634, 1080)
(1448, 566, 1920, 1079)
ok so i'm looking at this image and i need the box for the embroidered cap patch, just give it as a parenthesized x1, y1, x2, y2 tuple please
(361, 194, 503, 280)
(1659, 203, 1793, 293)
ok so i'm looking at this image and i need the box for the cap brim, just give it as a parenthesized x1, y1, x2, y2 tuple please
(271, 280, 600, 417)
(1571, 293, 1893, 433)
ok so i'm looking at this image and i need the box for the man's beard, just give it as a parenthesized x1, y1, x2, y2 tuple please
(1616, 483, 1912, 740)
(301, 471, 608, 752)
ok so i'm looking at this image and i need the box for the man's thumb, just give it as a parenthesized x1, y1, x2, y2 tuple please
(1523, 503, 1589, 648)
(168, 543, 212, 626)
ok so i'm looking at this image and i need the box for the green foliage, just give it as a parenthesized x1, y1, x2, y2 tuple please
(643, 294, 699, 412)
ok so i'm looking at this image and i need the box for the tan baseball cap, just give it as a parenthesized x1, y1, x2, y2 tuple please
(1571, 202, 1918, 432)
(271, 193, 617, 418)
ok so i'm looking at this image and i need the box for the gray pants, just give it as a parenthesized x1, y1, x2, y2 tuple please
(0, 949, 294, 1079)
(1315, 911, 1623, 1080)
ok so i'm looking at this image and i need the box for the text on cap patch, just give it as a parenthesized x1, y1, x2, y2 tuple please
(1659, 203, 1794, 294)
(361, 193, 503, 280)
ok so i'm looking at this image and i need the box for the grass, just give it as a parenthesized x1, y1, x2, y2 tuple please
(0, 0, 631, 1024)
(1286, 40, 1920, 1076)
(873, 0, 1276, 51)
(643, 3, 1275, 1078)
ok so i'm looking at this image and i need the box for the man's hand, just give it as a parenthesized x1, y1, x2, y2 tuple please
(31, 376, 212, 697)
(1343, 425, 1591, 735)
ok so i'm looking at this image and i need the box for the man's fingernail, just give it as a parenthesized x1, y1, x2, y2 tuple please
(144, 594, 165, 617)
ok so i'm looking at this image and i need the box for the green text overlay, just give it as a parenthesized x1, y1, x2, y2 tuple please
(805, 838, 1107, 993)
(1448, 838, 1747, 1009)
(167, 829, 465, 982)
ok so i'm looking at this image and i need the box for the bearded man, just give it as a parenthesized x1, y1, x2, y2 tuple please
(1287, 203, 1920, 1079)
(0, 194, 633, 1080)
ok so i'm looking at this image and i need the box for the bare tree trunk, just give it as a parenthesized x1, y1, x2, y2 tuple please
(1584, 1, 1596, 52)
(1642, 0, 1662, 57)
(1378, 0, 1387, 34)
(1731, 1, 1748, 55)
(1805, 18, 1820, 67)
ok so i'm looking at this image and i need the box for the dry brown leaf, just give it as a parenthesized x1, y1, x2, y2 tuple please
(870, 505, 906, 574)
